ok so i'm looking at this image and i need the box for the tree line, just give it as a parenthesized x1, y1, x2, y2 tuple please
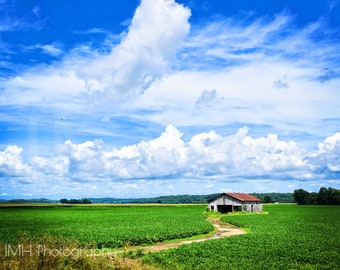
(88, 193, 294, 204)
(250, 193, 294, 203)
(293, 187, 340, 205)
(59, 198, 92, 204)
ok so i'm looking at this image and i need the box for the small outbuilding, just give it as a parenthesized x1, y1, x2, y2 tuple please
(208, 193, 262, 213)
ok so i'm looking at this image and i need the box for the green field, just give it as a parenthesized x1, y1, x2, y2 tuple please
(143, 204, 340, 269)
(1, 204, 339, 269)
(0, 205, 212, 248)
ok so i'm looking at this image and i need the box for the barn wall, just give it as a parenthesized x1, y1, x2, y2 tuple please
(243, 201, 262, 212)
(208, 196, 224, 211)
(223, 196, 242, 205)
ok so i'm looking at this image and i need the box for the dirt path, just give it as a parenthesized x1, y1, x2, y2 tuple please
(121, 218, 245, 253)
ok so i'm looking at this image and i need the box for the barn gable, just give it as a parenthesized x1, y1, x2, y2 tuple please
(208, 193, 262, 213)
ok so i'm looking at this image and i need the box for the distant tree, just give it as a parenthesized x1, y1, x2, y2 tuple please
(263, 195, 273, 203)
(317, 187, 340, 205)
(80, 198, 92, 204)
(335, 189, 340, 205)
(60, 198, 91, 204)
(328, 187, 340, 205)
(294, 187, 340, 205)
(317, 187, 329, 204)
(60, 198, 69, 204)
(293, 189, 311, 205)
(156, 199, 162, 204)
(309, 192, 318, 205)
(69, 199, 79, 204)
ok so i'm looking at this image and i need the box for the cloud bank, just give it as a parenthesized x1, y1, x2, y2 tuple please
(1, 126, 339, 197)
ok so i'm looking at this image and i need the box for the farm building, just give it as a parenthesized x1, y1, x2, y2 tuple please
(208, 193, 262, 213)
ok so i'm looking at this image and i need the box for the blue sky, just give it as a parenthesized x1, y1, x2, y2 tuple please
(1, 0, 339, 199)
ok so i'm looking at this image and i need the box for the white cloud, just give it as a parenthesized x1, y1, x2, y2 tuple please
(195, 89, 219, 106)
(1, 4, 339, 134)
(36, 44, 62, 56)
(31, 156, 69, 175)
(0, 145, 31, 177)
(1, 0, 190, 108)
(1, 1, 339, 198)
(79, 0, 191, 98)
(135, 62, 339, 130)
(1, 126, 339, 197)
(273, 75, 289, 89)
(308, 132, 340, 173)
(186, 126, 309, 178)
(1, 69, 85, 107)
(241, 133, 307, 173)
(21, 43, 63, 56)
(131, 12, 340, 136)
(57, 126, 339, 181)
(2, 126, 339, 187)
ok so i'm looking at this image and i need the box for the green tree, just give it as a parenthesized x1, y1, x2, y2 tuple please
(69, 199, 79, 204)
(80, 198, 92, 204)
(293, 189, 311, 205)
(309, 192, 318, 204)
(263, 195, 273, 203)
(60, 198, 69, 204)
(335, 189, 340, 205)
(317, 187, 340, 205)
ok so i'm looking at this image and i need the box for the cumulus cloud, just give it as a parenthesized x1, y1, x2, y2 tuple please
(79, 0, 190, 98)
(0, 0, 191, 107)
(31, 156, 69, 175)
(2, 126, 339, 187)
(307, 133, 340, 175)
(0, 146, 31, 177)
(187, 126, 309, 178)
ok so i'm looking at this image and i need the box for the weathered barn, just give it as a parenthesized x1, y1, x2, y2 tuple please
(208, 193, 262, 213)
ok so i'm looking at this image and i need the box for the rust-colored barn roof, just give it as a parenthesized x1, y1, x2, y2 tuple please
(224, 193, 262, 202)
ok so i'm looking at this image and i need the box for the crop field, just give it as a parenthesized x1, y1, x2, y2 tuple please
(143, 204, 340, 269)
(1, 204, 339, 269)
(0, 205, 213, 248)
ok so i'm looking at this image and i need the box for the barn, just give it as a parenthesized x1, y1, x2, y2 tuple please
(208, 193, 262, 213)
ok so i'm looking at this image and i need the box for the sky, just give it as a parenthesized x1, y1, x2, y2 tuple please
(0, 0, 339, 199)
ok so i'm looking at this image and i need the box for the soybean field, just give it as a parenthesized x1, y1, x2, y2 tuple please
(1, 204, 339, 269)
(143, 204, 340, 269)
(0, 205, 213, 248)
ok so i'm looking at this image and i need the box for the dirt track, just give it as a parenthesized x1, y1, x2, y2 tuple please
(122, 218, 245, 253)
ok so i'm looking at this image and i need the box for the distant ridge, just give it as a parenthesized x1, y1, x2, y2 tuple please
(0, 198, 59, 204)
(0, 193, 294, 204)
